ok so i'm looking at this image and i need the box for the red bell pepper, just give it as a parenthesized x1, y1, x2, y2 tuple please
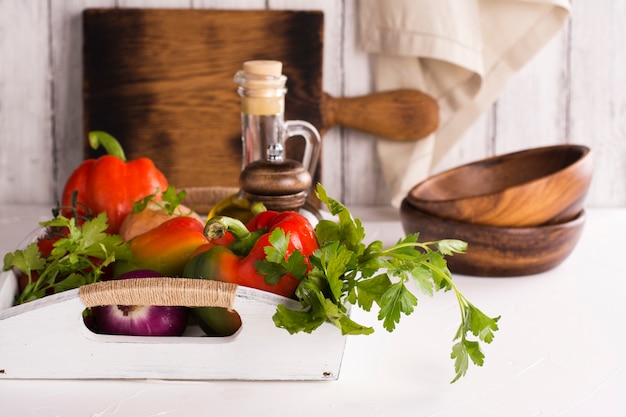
(115, 216, 209, 278)
(61, 131, 168, 234)
(182, 210, 319, 336)
(195, 210, 319, 297)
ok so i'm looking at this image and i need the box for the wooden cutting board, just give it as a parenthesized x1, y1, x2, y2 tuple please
(82, 9, 438, 196)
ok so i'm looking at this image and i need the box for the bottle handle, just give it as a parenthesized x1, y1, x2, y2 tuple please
(283, 120, 321, 178)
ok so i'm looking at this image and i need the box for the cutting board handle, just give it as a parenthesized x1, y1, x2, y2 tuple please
(322, 89, 439, 141)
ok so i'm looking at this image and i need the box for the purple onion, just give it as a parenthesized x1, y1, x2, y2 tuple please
(91, 270, 189, 336)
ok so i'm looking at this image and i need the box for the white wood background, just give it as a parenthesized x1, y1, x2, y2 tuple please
(0, 0, 624, 208)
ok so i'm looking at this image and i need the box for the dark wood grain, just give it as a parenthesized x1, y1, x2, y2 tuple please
(83, 8, 440, 194)
(400, 199, 586, 277)
(322, 89, 439, 141)
(83, 9, 324, 189)
(406, 145, 593, 227)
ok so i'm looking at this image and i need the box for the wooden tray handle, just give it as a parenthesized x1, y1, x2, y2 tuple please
(322, 89, 440, 141)
(79, 278, 237, 309)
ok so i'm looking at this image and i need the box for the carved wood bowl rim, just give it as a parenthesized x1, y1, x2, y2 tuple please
(406, 144, 593, 227)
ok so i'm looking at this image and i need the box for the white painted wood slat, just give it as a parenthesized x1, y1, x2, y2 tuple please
(50, 0, 118, 201)
(568, 0, 626, 206)
(0, 0, 54, 204)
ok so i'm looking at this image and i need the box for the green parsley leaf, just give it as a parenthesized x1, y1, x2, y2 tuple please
(468, 304, 501, 343)
(132, 185, 188, 215)
(264, 228, 290, 264)
(255, 228, 308, 285)
(5, 212, 132, 305)
(254, 260, 286, 285)
(410, 265, 435, 297)
(270, 184, 500, 382)
(315, 184, 366, 254)
(359, 240, 387, 278)
(378, 281, 418, 331)
(3, 242, 46, 275)
(436, 239, 468, 256)
(355, 273, 392, 311)
(273, 304, 326, 333)
(426, 251, 453, 291)
(312, 242, 354, 301)
(53, 272, 88, 292)
(161, 186, 187, 215)
(283, 250, 308, 279)
(450, 341, 470, 382)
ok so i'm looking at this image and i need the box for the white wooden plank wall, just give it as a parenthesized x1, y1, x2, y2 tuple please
(0, 0, 624, 208)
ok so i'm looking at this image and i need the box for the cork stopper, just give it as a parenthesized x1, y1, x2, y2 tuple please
(243, 60, 282, 77)
(235, 60, 286, 115)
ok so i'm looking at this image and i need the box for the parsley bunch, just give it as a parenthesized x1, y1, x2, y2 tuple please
(132, 185, 188, 215)
(272, 184, 500, 382)
(3, 213, 132, 304)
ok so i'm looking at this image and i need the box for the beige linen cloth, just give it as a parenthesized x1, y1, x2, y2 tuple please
(359, 0, 570, 207)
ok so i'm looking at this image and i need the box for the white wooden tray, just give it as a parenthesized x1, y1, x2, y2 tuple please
(0, 268, 347, 381)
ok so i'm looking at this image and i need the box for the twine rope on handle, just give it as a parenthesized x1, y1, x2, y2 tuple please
(79, 278, 237, 309)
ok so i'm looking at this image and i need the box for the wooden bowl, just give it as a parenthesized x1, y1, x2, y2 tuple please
(406, 145, 592, 227)
(400, 199, 586, 277)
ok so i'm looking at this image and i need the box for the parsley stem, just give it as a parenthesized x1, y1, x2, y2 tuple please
(380, 241, 433, 253)
(418, 258, 469, 316)
(378, 242, 475, 335)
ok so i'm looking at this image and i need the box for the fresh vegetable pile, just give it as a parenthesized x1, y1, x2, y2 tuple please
(2, 132, 499, 383)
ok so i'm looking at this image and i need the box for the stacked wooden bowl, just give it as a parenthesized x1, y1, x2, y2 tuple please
(400, 145, 593, 276)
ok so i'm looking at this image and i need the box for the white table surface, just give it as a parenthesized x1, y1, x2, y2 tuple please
(1, 204, 625, 417)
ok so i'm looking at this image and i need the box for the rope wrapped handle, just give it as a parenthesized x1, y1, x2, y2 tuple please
(79, 278, 237, 310)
